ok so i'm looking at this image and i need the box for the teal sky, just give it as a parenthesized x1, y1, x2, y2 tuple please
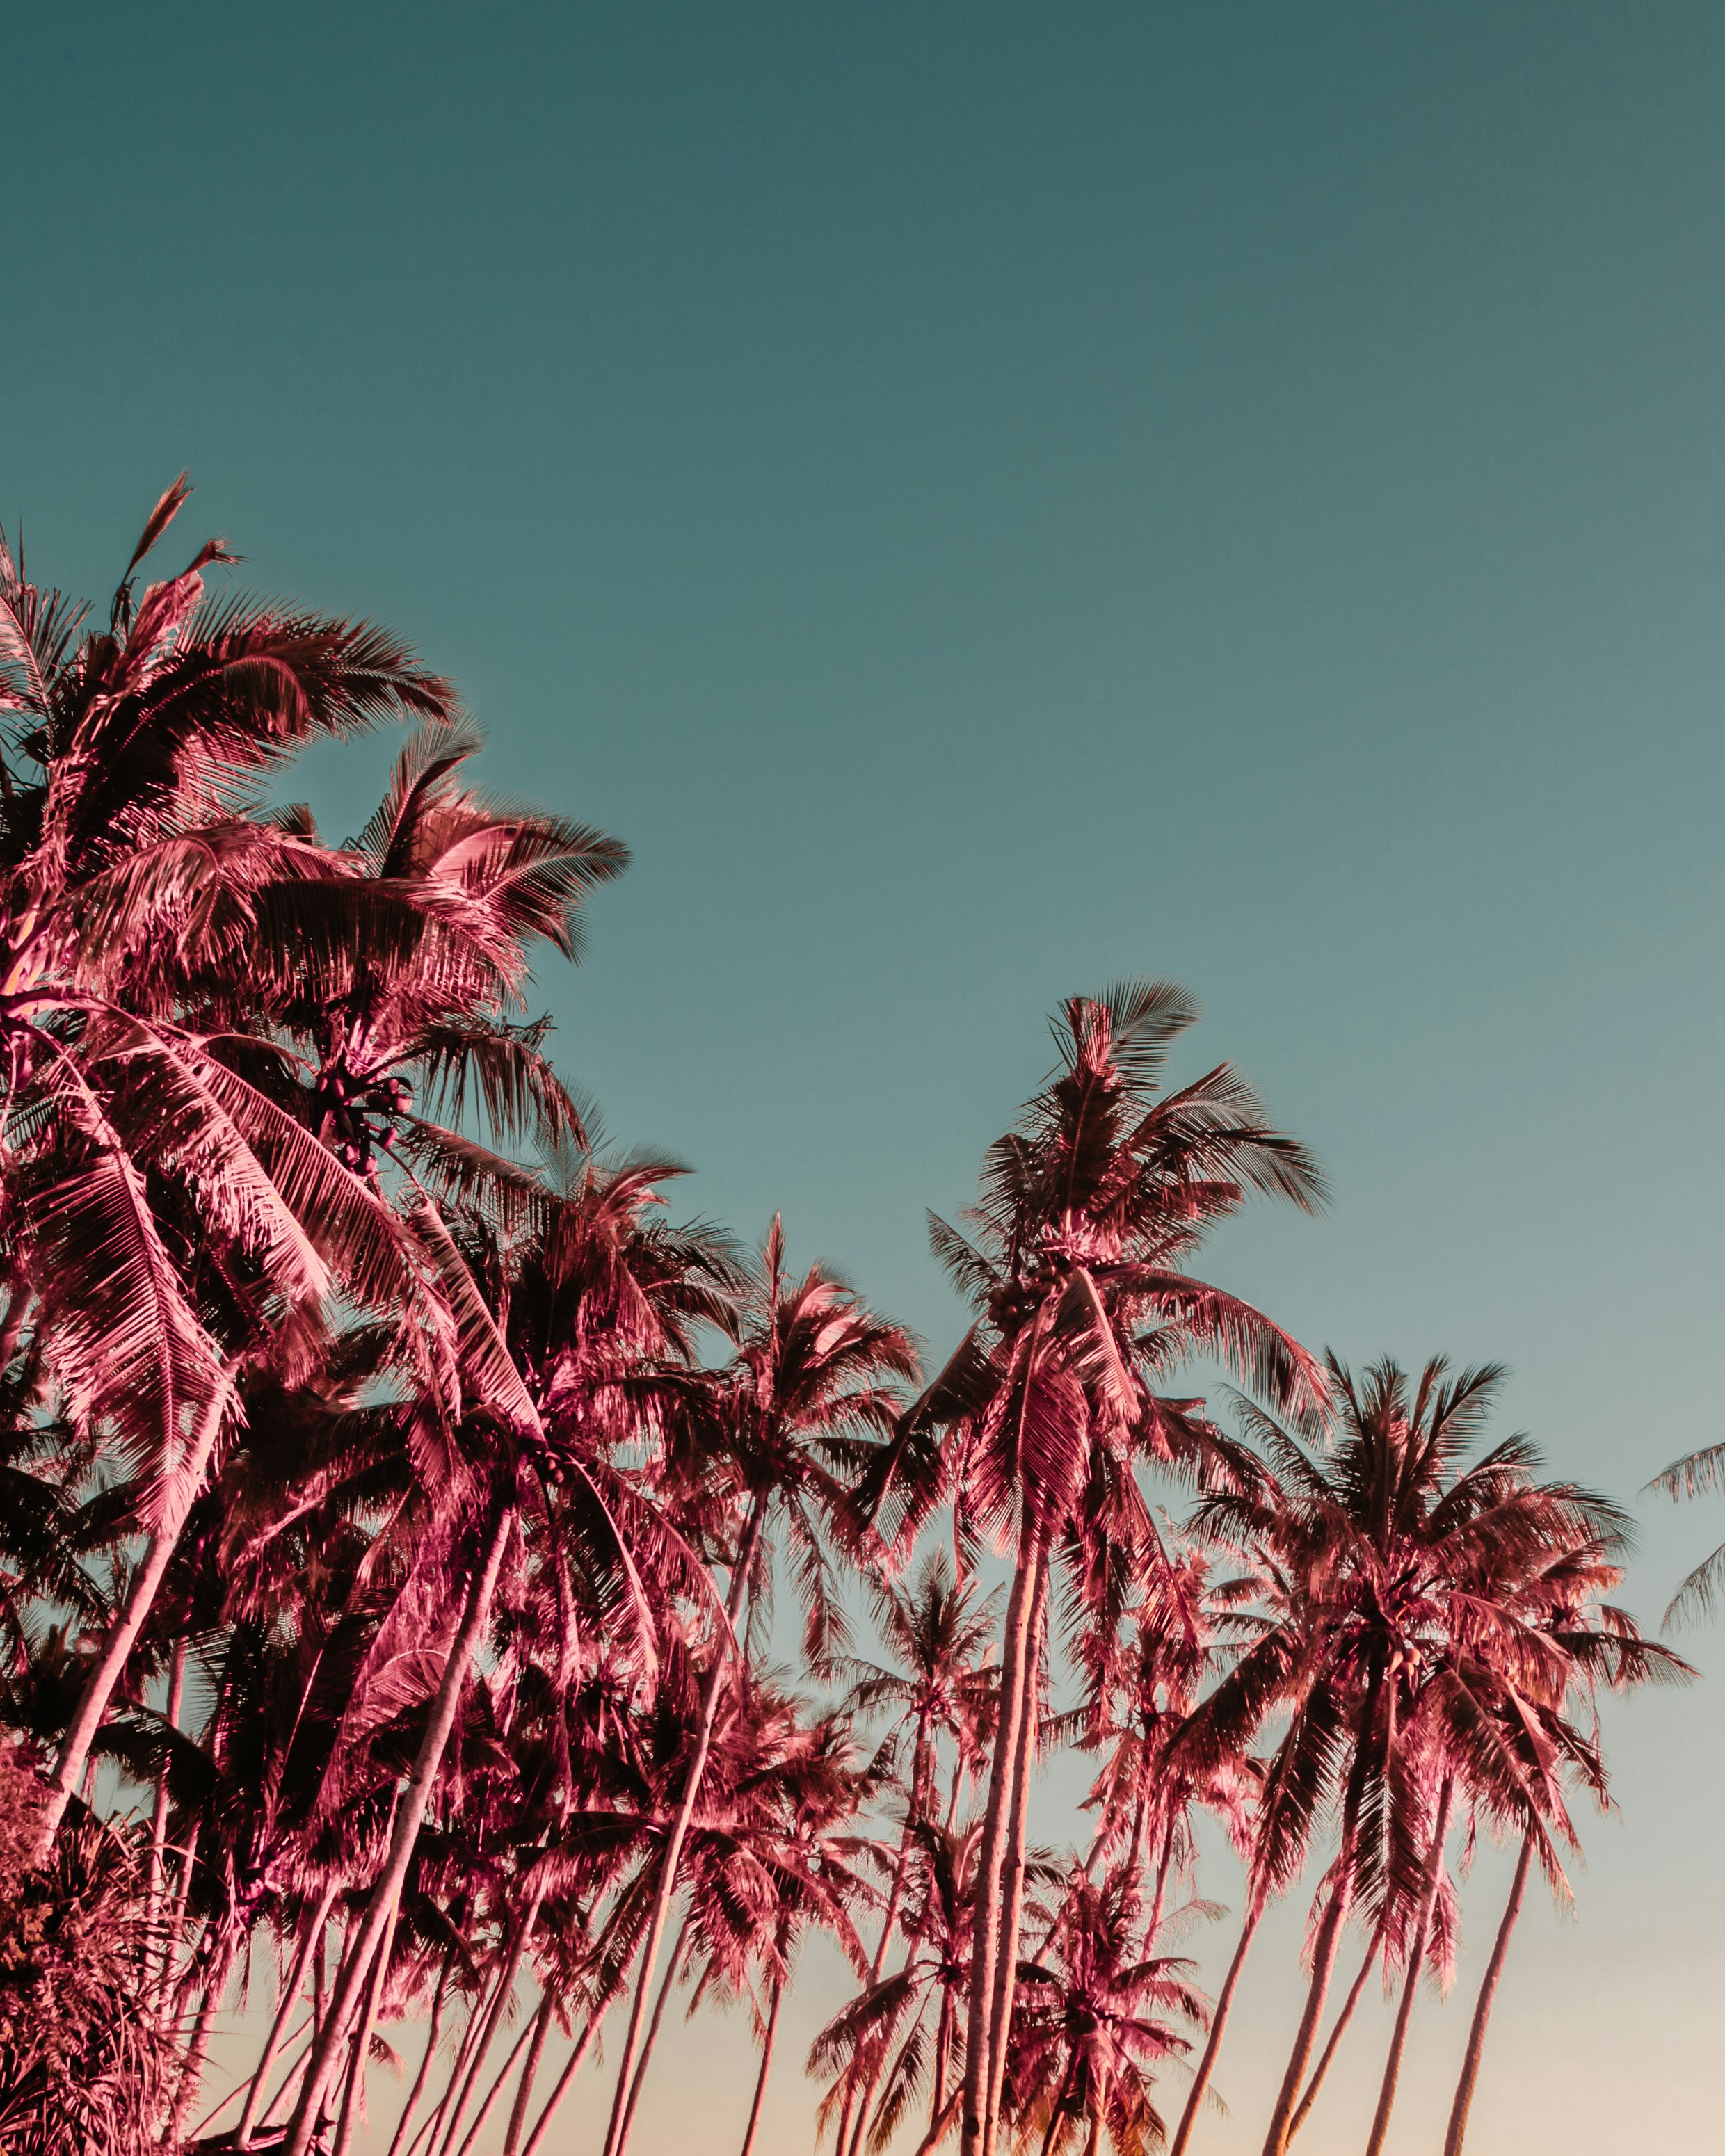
(10, 5, 1725, 2148)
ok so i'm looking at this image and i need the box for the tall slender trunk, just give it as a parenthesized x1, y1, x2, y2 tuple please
(1144, 1816, 1178, 1945)
(1287, 1917, 1383, 2141)
(983, 1550, 1048, 2156)
(172, 1937, 237, 2139)
(1260, 1678, 1382, 2156)
(1363, 1776, 1454, 2156)
(1035, 2052, 1078, 2156)
(737, 1978, 785, 2156)
(386, 1956, 453, 2156)
(840, 1710, 936, 2156)
(1166, 1887, 1265, 2156)
(501, 1988, 558, 2156)
(1443, 1832, 1533, 2156)
(157, 1820, 202, 2015)
(437, 1883, 545, 2156)
(146, 1639, 188, 1939)
(333, 1904, 397, 2156)
(609, 1916, 692, 2156)
(285, 1502, 514, 2156)
(238, 1879, 340, 2146)
(961, 1527, 1043, 2156)
(519, 1972, 628, 2156)
(599, 1494, 765, 2156)
(38, 1383, 232, 1855)
(451, 2016, 540, 2156)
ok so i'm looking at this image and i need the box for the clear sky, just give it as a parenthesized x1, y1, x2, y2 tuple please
(9, 4, 1725, 2148)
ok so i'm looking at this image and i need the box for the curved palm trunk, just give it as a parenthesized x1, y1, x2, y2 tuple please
(172, 1936, 238, 2139)
(1166, 1885, 1264, 2156)
(737, 1977, 785, 2156)
(145, 1638, 188, 1938)
(1143, 1816, 1177, 1945)
(38, 1383, 231, 1856)
(239, 1879, 341, 2146)
(983, 1552, 1048, 2156)
(1260, 1675, 1382, 2156)
(333, 1904, 397, 2156)
(436, 1883, 545, 2156)
(1443, 1831, 1533, 2156)
(609, 1915, 693, 2156)
(1363, 1776, 1454, 2156)
(1287, 1917, 1383, 2141)
(285, 1501, 514, 2156)
(501, 1988, 558, 2156)
(451, 2015, 540, 2156)
(841, 1710, 936, 2156)
(599, 1494, 766, 2156)
(386, 1956, 454, 2156)
(518, 1974, 627, 2156)
(961, 1527, 1043, 2156)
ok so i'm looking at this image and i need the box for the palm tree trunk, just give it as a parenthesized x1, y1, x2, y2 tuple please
(1144, 1816, 1177, 1944)
(1363, 1776, 1454, 2156)
(1287, 1917, 1383, 2141)
(172, 1936, 237, 2139)
(452, 2015, 540, 2156)
(238, 1879, 340, 2146)
(37, 1382, 231, 1855)
(608, 1916, 692, 2156)
(841, 1712, 935, 2156)
(1035, 2052, 1078, 2156)
(961, 1527, 1043, 2156)
(1259, 1678, 1381, 2156)
(333, 1904, 397, 2156)
(519, 1975, 627, 2156)
(386, 1955, 453, 2156)
(600, 1493, 766, 2156)
(501, 1988, 557, 2156)
(1166, 1886, 1265, 2156)
(1442, 1831, 1533, 2156)
(983, 1550, 1048, 2156)
(437, 1883, 545, 2156)
(146, 1638, 188, 1938)
(737, 1977, 785, 2156)
(285, 1500, 514, 2156)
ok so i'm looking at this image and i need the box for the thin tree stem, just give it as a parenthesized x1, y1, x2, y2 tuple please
(501, 1987, 558, 2156)
(1443, 1831, 1534, 2156)
(238, 1879, 340, 2147)
(333, 1903, 397, 2156)
(599, 1494, 765, 2156)
(737, 1978, 785, 2156)
(961, 1526, 1041, 2156)
(385, 1956, 453, 2156)
(984, 1549, 1048, 2156)
(38, 1382, 232, 1855)
(1363, 1776, 1454, 2156)
(611, 1916, 692, 2156)
(519, 1975, 626, 2156)
(285, 1499, 514, 2156)
(1287, 1917, 1383, 2141)
(451, 2015, 539, 2156)
(1166, 1887, 1265, 2156)
(146, 1639, 188, 1940)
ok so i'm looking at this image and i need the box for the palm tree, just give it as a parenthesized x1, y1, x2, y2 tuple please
(1177, 1355, 1653, 2156)
(597, 1218, 918, 2156)
(828, 1552, 1002, 2156)
(894, 983, 1326, 2156)
(1005, 1864, 1206, 2156)
(0, 483, 458, 1851)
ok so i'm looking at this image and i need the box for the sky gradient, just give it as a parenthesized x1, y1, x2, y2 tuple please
(9, 5, 1725, 2148)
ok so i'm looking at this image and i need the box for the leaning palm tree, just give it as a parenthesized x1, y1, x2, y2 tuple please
(0, 483, 470, 1850)
(597, 1219, 918, 2156)
(889, 983, 1326, 2156)
(1174, 1355, 1647, 2156)
(1004, 1864, 1206, 2156)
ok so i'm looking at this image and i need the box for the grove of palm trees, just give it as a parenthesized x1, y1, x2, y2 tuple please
(0, 486, 1699, 2156)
